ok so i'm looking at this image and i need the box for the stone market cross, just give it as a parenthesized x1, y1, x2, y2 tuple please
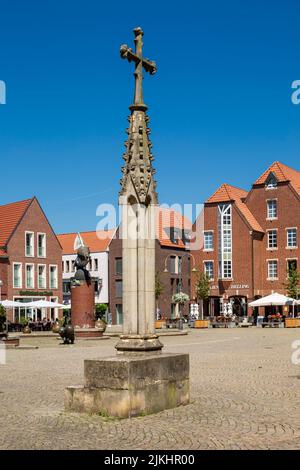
(120, 27, 157, 110)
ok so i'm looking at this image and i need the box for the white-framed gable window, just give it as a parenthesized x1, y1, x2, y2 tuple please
(218, 203, 232, 279)
(265, 173, 278, 189)
(267, 200, 277, 219)
(267, 229, 278, 249)
(26, 264, 34, 289)
(287, 228, 297, 248)
(204, 231, 214, 251)
(267, 260, 278, 280)
(25, 232, 34, 257)
(38, 264, 46, 289)
(204, 261, 214, 280)
(37, 233, 46, 257)
(13, 263, 22, 288)
(49, 265, 58, 289)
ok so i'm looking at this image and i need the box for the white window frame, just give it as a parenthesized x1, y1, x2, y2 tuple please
(218, 204, 233, 279)
(203, 230, 214, 251)
(266, 199, 277, 220)
(49, 265, 58, 289)
(267, 229, 278, 250)
(13, 262, 22, 288)
(38, 264, 47, 289)
(286, 227, 297, 249)
(25, 231, 34, 257)
(286, 258, 298, 278)
(203, 260, 214, 280)
(267, 259, 278, 280)
(37, 232, 46, 258)
(25, 263, 35, 289)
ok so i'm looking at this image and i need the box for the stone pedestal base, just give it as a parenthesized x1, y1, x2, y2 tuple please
(65, 353, 189, 418)
(74, 328, 103, 339)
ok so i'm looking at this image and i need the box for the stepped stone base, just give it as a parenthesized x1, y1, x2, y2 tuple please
(65, 353, 189, 418)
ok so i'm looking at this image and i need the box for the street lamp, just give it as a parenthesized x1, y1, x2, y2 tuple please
(163, 253, 198, 328)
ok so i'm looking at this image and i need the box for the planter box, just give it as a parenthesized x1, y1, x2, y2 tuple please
(194, 320, 209, 329)
(155, 320, 166, 329)
(285, 318, 300, 328)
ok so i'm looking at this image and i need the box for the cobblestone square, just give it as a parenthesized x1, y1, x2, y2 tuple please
(1, 328, 300, 450)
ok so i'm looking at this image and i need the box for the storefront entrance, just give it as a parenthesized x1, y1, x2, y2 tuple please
(228, 296, 247, 317)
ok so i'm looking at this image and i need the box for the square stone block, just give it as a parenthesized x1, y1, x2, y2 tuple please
(65, 353, 189, 418)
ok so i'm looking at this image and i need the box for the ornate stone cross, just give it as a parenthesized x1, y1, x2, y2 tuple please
(120, 27, 156, 111)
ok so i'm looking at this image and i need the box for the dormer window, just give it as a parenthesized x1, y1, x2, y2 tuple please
(265, 172, 278, 189)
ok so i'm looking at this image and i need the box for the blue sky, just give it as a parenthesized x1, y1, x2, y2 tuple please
(0, 0, 300, 233)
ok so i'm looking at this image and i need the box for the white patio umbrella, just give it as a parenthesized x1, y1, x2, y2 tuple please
(249, 293, 295, 307)
(0, 300, 32, 333)
(25, 300, 66, 309)
(249, 292, 299, 318)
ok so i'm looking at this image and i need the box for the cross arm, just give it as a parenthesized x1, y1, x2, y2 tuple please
(120, 45, 157, 75)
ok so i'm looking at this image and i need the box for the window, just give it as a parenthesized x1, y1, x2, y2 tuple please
(94, 258, 98, 271)
(115, 258, 122, 276)
(287, 259, 297, 275)
(63, 281, 71, 294)
(178, 257, 182, 274)
(223, 261, 232, 279)
(287, 228, 297, 248)
(37, 233, 46, 257)
(38, 265, 46, 289)
(71, 260, 76, 272)
(66, 261, 70, 273)
(116, 304, 123, 325)
(13, 263, 22, 288)
(170, 256, 177, 274)
(268, 260, 278, 279)
(267, 230, 278, 249)
(49, 265, 58, 289)
(204, 261, 214, 280)
(267, 200, 277, 219)
(265, 173, 277, 189)
(204, 231, 213, 250)
(25, 232, 34, 257)
(26, 264, 34, 288)
(115, 280, 123, 298)
(62, 261, 64, 272)
(218, 204, 232, 279)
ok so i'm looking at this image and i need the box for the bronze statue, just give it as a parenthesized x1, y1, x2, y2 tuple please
(74, 245, 91, 283)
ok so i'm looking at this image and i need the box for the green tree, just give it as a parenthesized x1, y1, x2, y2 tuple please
(0, 304, 6, 332)
(285, 267, 300, 299)
(95, 303, 108, 320)
(195, 273, 210, 320)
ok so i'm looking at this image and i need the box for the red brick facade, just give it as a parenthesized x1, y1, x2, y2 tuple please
(0, 198, 62, 321)
(192, 161, 300, 317)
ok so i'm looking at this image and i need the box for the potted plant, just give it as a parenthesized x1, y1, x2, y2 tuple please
(95, 303, 108, 332)
(20, 317, 31, 334)
(172, 292, 189, 328)
(194, 273, 210, 328)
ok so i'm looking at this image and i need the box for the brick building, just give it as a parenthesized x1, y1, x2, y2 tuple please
(192, 161, 300, 317)
(57, 230, 115, 307)
(109, 208, 192, 324)
(0, 197, 62, 321)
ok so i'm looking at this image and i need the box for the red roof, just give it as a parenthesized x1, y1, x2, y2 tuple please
(57, 230, 116, 255)
(206, 184, 263, 233)
(254, 161, 300, 195)
(206, 184, 248, 204)
(156, 207, 192, 249)
(0, 198, 33, 253)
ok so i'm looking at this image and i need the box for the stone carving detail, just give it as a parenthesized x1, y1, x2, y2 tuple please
(119, 27, 158, 205)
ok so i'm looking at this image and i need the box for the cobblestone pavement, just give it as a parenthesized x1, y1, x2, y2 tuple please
(1, 328, 300, 450)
